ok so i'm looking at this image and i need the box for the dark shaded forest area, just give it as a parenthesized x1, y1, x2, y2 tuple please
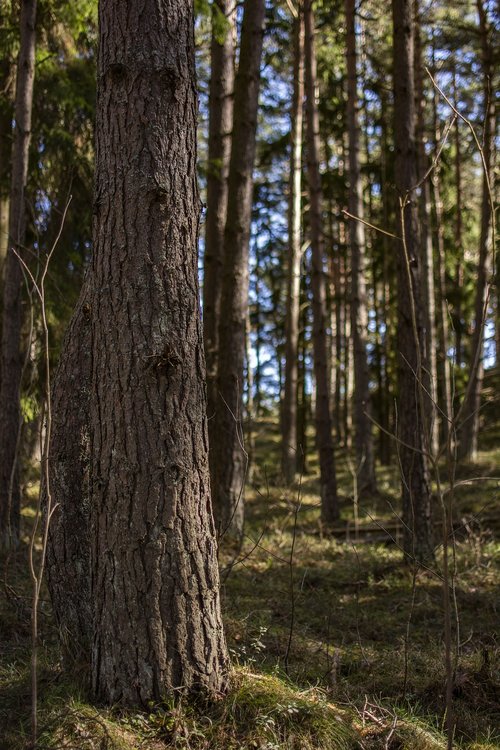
(0, 1, 498, 749)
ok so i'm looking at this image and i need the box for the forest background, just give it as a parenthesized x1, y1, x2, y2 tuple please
(0, 0, 498, 749)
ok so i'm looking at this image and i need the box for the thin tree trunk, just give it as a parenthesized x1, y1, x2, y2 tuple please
(430, 42, 452, 442)
(452, 65, 464, 371)
(0, 52, 13, 281)
(282, 9, 304, 484)
(414, 1, 439, 456)
(214, 0, 265, 538)
(392, 0, 433, 564)
(379, 86, 393, 465)
(345, 0, 376, 493)
(0, 0, 37, 550)
(304, 0, 338, 523)
(87, 0, 228, 704)
(297, 278, 310, 475)
(245, 310, 255, 484)
(204, 0, 236, 491)
(457, 0, 495, 461)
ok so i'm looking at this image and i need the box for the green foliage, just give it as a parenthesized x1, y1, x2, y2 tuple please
(195, 0, 230, 44)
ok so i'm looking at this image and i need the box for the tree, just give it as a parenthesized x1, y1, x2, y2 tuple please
(48, 0, 229, 704)
(344, 0, 376, 494)
(45, 287, 92, 664)
(203, 0, 236, 489)
(457, 0, 495, 461)
(414, 0, 439, 456)
(213, 0, 266, 538)
(304, 0, 338, 523)
(392, 0, 433, 564)
(282, 6, 305, 484)
(0, 0, 37, 550)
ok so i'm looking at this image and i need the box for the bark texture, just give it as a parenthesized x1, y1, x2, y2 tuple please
(457, 0, 495, 461)
(392, 0, 434, 564)
(304, 0, 338, 523)
(282, 10, 304, 484)
(88, 0, 228, 705)
(204, 0, 236, 488)
(213, 0, 265, 538)
(0, 0, 37, 550)
(45, 285, 92, 666)
(345, 0, 376, 494)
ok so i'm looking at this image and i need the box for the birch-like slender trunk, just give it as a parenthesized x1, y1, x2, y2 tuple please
(414, 1, 439, 456)
(282, 9, 305, 484)
(430, 42, 452, 441)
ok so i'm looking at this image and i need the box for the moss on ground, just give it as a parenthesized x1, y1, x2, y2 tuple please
(1, 418, 499, 749)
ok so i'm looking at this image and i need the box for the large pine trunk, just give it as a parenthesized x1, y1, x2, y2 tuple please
(344, 0, 376, 495)
(392, 0, 433, 564)
(204, 0, 236, 489)
(80, 0, 228, 705)
(282, 10, 304, 484)
(304, 0, 338, 523)
(457, 0, 495, 461)
(213, 0, 265, 538)
(0, 0, 37, 550)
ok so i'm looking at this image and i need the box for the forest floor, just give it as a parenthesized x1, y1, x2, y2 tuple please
(1, 415, 499, 749)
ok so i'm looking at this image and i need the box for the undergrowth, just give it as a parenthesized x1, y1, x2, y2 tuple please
(1, 418, 499, 749)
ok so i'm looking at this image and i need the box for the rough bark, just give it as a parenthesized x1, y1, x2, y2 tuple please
(282, 10, 304, 484)
(0, 0, 37, 550)
(204, 0, 236, 490)
(392, 0, 434, 564)
(344, 0, 376, 493)
(213, 0, 265, 538)
(45, 285, 92, 666)
(304, 0, 338, 523)
(457, 0, 495, 461)
(88, 0, 228, 704)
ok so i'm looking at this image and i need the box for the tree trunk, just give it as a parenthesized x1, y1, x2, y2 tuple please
(304, 0, 338, 524)
(392, 0, 433, 564)
(282, 9, 304, 484)
(87, 0, 228, 705)
(213, 0, 265, 538)
(414, 1, 439, 456)
(0, 0, 37, 550)
(0, 47, 14, 283)
(46, 285, 92, 666)
(204, 0, 236, 492)
(457, 0, 495, 461)
(379, 86, 394, 466)
(452, 65, 464, 371)
(344, 0, 376, 493)
(430, 43, 452, 443)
